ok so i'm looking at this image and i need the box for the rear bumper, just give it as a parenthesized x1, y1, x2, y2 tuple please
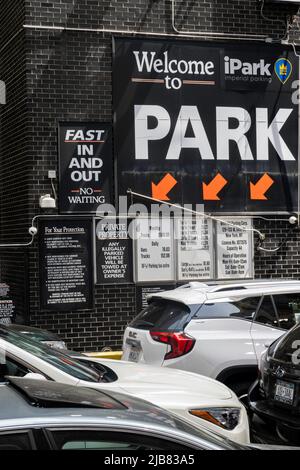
(249, 380, 300, 430)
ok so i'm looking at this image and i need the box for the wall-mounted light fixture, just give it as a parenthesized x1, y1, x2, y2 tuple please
(39, 194, 56, 210)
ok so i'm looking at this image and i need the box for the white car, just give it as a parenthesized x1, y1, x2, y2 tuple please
(122, 280, 300, 396)
(0, 325, 249, 444)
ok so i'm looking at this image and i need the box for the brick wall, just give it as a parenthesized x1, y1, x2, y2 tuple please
(1, 0, 300, 351)
(254, 218, 300, 279)
(0, 1, 30, 325)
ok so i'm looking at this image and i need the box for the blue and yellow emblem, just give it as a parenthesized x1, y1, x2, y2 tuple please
(274, 58, 292, 84)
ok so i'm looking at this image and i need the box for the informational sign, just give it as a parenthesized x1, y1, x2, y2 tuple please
(39, 219, 94, 311)
(176, 217, 214, 281)
(0, 284, 15, 325)
(134, 218, 174, 283)
(216, 219, 253, 279)
(95, 218, 133, 284)
(114, 38, 298, 212)
(136, 284, 176, 313)
(59, 122, 113, 213)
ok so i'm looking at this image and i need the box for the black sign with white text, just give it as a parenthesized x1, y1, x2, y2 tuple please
(0, 284, 15, 325)
(39, 219, 94, 311)
(96, 218, 133, 285)
(114, 38, 299, 213)
(59, 122, 113, 213)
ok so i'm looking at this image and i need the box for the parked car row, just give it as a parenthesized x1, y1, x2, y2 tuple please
(122, 279, 300, 444)
(0, 324, 249, 444)
(1, 278, 300, 449)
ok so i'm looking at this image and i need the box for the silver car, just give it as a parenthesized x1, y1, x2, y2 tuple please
(0, 376, 249, 451)
(0, 377, 296, 451)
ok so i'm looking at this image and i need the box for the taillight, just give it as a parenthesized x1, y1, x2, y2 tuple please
(150, 331, 195, 360)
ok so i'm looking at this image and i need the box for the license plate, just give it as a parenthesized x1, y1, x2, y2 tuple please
(128, 348, 141, 363)
(274, 380, 295, 405)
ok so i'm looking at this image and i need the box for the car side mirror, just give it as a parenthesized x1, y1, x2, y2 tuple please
(24, 373, 47, 381)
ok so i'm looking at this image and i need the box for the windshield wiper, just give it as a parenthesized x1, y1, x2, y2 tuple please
(133, 320, 154, 328)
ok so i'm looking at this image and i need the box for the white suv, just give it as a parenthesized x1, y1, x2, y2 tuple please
(122, 280, 300, 395)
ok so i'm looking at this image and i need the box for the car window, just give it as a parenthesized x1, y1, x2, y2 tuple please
(48, 430, 191, 451)
(272, 294, 300, 330)
(130, 300, 192, 332)
(193, 297, 260, 320)
(0, 357, 33, 382)
(254, 296, 277, 328)
(5, 357, 32, 378)
(0, 431, 33, 450)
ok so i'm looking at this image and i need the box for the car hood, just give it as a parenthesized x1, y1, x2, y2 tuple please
(81, 358, 234, 405)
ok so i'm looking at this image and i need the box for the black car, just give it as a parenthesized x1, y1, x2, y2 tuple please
(249, 322, 300, 444)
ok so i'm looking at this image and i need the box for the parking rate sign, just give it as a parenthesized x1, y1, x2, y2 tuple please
(113, 38, 299, 213)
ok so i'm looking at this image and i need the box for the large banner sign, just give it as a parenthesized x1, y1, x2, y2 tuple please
(59, 122, 113, 213)
(113, 38, 299, 213)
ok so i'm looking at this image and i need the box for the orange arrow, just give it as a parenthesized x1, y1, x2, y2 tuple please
(203, 174, 228, 201)
(250, 173, 274, 200)
(151, 173, 178, 201)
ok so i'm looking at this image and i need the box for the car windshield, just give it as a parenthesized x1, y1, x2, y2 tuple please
(0, 327, 102, 383)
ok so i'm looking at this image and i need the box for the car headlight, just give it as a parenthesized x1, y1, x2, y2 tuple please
(189, 408, 240, 430)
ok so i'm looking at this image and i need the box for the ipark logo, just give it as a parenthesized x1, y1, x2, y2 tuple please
(0, 80, 6, 105)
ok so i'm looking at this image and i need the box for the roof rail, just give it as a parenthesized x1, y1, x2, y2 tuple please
(209, 279, 300, 293)
(176, 282, 210, 290)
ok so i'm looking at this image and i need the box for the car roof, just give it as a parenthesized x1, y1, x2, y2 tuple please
(150, 280, 300, 306)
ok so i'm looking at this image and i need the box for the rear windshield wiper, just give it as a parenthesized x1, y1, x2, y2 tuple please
(133, 320, 154, 328)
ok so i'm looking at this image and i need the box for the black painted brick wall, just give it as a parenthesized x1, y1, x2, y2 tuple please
(0, 1, 30, 325)
(1, 0, 300, 351)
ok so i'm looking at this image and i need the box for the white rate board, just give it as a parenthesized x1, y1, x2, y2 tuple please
(216, 218, 253, 280)
(134, 218, 175, 283)
(176, 217, 214, 281)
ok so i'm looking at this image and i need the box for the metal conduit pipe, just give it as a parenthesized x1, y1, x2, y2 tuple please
(170, 0, 268, 41)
